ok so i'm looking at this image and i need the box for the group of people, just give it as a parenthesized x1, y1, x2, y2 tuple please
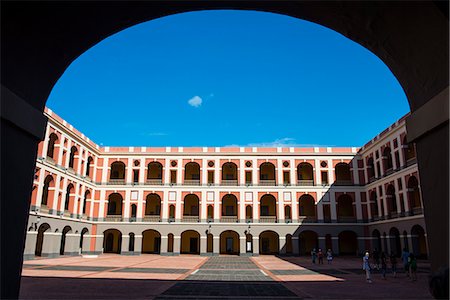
(310, 248, 333, 264)
(363, 248, 418, 283)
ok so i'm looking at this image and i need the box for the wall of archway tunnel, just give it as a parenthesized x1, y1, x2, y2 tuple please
(1, 2, 448, 298)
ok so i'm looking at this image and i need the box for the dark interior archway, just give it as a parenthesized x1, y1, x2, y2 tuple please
(2, 2, 448, 298)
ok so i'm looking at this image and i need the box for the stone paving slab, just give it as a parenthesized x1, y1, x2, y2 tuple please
(112, 267, 189, 274)
(37, 265, 112, 272)
(271, 269, 320, 275)
(200, 256, 259, 269)
(186, 268, 271, 281)
(156, 282, 300, 298)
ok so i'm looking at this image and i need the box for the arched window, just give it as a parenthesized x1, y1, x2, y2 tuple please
(68, 146, 78, 169)
(82, 190, 90, 215)
(107, 193, 123, 215)
(147, 162, 163, 183)
(366, 157, 375, 180)
(110, 161, 126, 181)
(222, 162, 238, 184)
(403, 136, 416, 164)
(335, 163, 351, 184)
(336, 194, 355, 222)
(184, 162, 200, 184)
(383, 147, 393, 172)
(64, 184, 74, 211)
(386, 184, 397, 215)
(297, 162, 314, 185)
(259, 162, 276, 185)
(85, 156, 93, 177)
(46, 133, 58, 159)
(408, 176, 422, 214)
(169, 205, 175, 220)
(41, 175, 54, 206)
(370, 191, 379, 219)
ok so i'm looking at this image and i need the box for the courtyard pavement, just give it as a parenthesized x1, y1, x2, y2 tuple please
(20, 254, 433, 299)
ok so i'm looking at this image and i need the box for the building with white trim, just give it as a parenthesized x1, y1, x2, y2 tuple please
(24, 108, 427, 259)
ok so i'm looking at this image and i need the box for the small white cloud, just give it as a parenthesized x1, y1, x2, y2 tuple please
(188, 96, 202, 107)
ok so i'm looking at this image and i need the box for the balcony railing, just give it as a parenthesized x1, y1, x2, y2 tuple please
(385, 168, 394, 176)
(143, 215, 161, 222)
(220, 216, 238, 223)
(337, 216, 357, 223)
(334, 180, 353, 186)
(183, 180, 201, 186)
(406, 158, 417, 167)
(105, 215, 123, 222)
(108, 179, 125, 185)
(145, 179, 163, 185)
(259, 216, 277, 223)
(299, 216, 317, 223)
(259, 180, 276, 186)
(411, 207, 424, 215)
(297, 180, 314, 186)
(221, 179, 238, 186)
(182, 216, 200, 222)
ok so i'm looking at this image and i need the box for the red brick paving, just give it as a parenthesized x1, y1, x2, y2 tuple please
(20, 255, 433, 299)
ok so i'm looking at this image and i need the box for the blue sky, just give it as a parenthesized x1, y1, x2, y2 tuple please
(47, 10, 409, 147)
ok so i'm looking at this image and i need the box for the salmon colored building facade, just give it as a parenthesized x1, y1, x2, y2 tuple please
(24, 108, 428, 259)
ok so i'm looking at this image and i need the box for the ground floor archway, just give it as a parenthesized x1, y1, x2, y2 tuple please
(389, 227, 401, 257)
(35, 223, 51, 256)
(142, 229, 161, 254)
(180, 230, 200, 254)
(299, 230, 318, 255)
(103, 229, 122, 254)
(220, 230, 239, 255)
(338, 230, 357, 255)
(411, 225, 427, 258)
(259, 231, 279, 255)
(59, 226, 72, 255)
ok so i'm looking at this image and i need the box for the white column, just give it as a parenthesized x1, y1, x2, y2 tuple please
(164, 159, 170, 184)
(101, 157, 109, 183)
(328, 159, 334, 183)
(277, 191, 284, 221)
(57, 135, 65, 166)
(314, 159, 320, 185)
(126, 158, 133, 183)
(175, 190, 182, 220)
(401, 176, 410, 212)
(381, 184, 388, 217)
(330, 191, 337, 221)
(140, 158, 146, 183)
(239, 191, 245, 221)
(200, 190, 207, 221)
(239, 159, 245, 186)
(35, 171, 46, 208)
(214, 158, 220, 185)
(316, 191, 324, 221)
(123, 190, 131, 219)
(52, 174, 62, 212)
(162, 190, 169, 220)
(366, 191, 372, 219)
(355, 192, 362, 221)
(276, 159, 283, 185)
(76, 147, 83, 175)
(64, 139, 72, 168)
(41, 124, 51, 158)
(177, 158, 183, 184)
(290, 159, 296, 185)
(291, 191, 298, 221)
(214, 190, 220, 220)
(394, 178, 402, 213)
(92, 156, 99, 182)
(73, 183, 80, 216)
(98, 190, 107, 219)
(201, 159, 208, 185)
(352, 159, 359, 185)
(252, 159, 258, 185)
(59, 177, 68, 212)
(253, 191, 259, 221)
(79, 185, 86, 216)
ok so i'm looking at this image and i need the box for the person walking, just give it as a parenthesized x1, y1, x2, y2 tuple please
(363, 251, 372, 283)
(380, 252, 387, 279)
(318, 249, 324, 264)
(409, 253, 417, 281)
(390, 252, 397, 277)
(402, 248, 410, 277)
(326, 249, 333, 264)
(311, 248, 317, 264)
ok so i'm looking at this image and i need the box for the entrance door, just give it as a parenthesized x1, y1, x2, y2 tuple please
(105, 233, 113, 252)
(226, 237, 233, 253)
(189, 237, 198, 253)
